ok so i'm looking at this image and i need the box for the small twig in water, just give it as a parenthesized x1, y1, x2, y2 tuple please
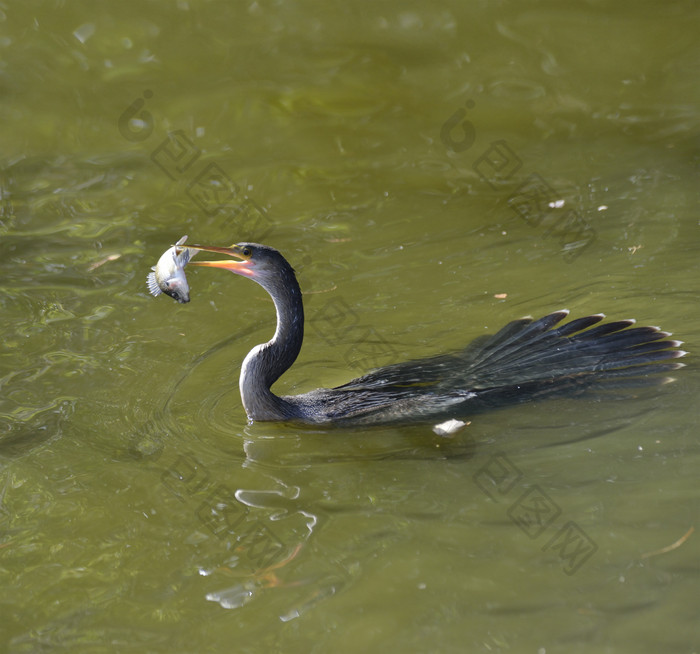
(640, 526, 694, 560)
(87, 253, 122, 271)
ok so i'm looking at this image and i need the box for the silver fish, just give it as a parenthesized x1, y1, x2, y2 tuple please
(146, 235, 197, 303)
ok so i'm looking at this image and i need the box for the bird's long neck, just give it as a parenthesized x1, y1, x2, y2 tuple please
(239, 273, 304, 421)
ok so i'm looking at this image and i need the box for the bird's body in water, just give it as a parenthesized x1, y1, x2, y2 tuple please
(176, 242, 686, 427)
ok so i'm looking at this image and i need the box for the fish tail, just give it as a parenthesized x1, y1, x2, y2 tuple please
(146, 271, 162, 297)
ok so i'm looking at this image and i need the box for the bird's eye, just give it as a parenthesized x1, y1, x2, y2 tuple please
(242, 247, 252, 257)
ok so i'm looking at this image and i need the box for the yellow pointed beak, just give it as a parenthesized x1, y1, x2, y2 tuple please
(182, 244, 255, 277)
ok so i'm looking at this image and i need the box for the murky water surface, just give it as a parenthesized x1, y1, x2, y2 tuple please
(2, 1, 699, 652)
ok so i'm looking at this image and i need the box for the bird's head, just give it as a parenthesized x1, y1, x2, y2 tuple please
(184, 242, 298, 298)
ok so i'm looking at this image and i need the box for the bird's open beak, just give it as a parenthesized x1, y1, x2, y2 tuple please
(182, 244, 255, 277)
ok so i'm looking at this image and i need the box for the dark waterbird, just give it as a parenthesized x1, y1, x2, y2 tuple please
(178, 242, 685, 427)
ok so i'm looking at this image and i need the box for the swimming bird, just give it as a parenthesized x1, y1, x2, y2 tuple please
(179, 242, 685, 426)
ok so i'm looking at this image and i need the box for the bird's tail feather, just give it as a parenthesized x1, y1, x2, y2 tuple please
(463, 311, 685, 404)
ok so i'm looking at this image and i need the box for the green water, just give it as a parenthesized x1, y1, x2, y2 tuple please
(2, 1, 700, 651)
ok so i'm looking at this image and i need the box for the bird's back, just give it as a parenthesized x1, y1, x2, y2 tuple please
(282, 311, 684, 427)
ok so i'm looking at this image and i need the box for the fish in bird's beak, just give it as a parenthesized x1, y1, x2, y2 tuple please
(146, 235, 198, 303)
(184, 243, 256, 278)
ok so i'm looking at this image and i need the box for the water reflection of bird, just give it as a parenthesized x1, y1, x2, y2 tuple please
(184, 243, 685, 427)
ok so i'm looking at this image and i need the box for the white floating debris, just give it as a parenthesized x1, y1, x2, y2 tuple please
(206, 585, 254, 609)
(432, 419, 470, 436)
(73, 23, 96, 44)
(548, 199, 565, 209)
(597, 205, 608, 211)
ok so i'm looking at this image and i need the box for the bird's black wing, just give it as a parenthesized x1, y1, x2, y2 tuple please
(311, 311, 684, 424)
